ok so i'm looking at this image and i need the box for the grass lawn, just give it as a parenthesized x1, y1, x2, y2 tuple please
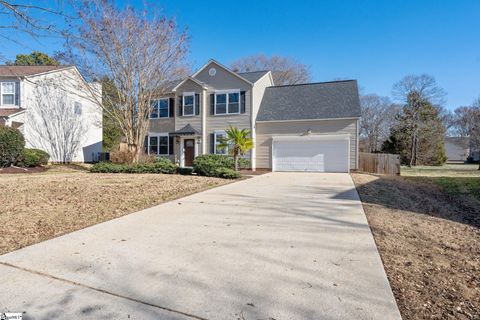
(0, 165, 227, 255)
(402, 164, 480, 200)
(352, 163, 480, 320)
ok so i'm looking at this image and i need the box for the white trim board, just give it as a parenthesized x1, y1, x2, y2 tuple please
(256, 117, 361, 123)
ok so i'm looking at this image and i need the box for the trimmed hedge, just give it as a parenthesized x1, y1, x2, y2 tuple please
(213, 167, 241, 179)
(0, 126, 25, 167)
(192, 154, 246, 178)
(193, 154, 248, 177)
(90, 157, 176, 174)
(21, 148, 50, 167)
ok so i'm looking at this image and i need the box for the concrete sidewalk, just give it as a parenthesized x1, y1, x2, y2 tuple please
(0, 173, 402, 320)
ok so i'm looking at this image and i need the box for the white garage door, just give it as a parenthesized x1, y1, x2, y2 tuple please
(272, 136, 350, 172)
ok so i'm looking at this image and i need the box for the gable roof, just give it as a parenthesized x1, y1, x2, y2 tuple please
(256, 80, 361, 122)
(236, 70, 270, 83)
(170, 123, 201, 136)
(172, 76, 209, 91)
(192, 60, 253, 85)
(0, 65, 71, 77)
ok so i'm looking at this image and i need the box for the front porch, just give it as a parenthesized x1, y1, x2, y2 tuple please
(170, 124, 202, 167)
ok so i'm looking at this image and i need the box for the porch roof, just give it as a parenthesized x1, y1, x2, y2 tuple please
(0, 108, 25, 118)
(170, 124, 200, 136)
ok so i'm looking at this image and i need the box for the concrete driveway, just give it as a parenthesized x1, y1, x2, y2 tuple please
(0, 173, 401, 320)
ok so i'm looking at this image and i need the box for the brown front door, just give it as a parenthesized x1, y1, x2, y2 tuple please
(184, 139, 195, 167)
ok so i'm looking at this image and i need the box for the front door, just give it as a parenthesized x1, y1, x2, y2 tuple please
(184, 139, 195, 167)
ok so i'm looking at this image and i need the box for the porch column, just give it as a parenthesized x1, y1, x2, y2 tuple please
(201, 89, 207, 154)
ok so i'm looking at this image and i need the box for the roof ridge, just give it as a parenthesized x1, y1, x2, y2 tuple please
(268, 79, 356, 88)
(237, 70, 270, 74)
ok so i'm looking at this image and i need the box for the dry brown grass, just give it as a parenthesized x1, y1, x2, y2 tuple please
(352, 173, 479, 320)
(0, 166, 227, 255)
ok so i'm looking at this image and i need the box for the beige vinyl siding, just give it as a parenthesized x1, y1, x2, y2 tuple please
(251, 73, 273, 120)
(206, 90, 252, 131)
(205, 90, 252, 155)
(149, 118, 175, 133)
(256, 119, 359, 170)
(195, 61, 253, 154)
(149, 93, 175, 133)
(175, 79, 203, 133)
(195, 61, 251, 90)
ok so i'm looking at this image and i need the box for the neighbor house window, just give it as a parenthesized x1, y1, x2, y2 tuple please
(1, 82, 15, 105)
(215, 91, 240, 115)
(214, 131, 228, 155)
(148, 134, 169, 155)
(74, 102, 82, 115)
(151, 98, 169, 118)
(183, 93, 195, 116)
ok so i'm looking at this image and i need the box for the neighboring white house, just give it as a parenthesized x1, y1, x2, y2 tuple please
(0, 65, 102, 163)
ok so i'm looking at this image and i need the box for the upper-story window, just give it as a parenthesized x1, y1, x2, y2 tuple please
(183, 93, 195, 116)
(1, 82, 15, 105)
(215, 90, 240, 115)
(151, 98, 169, 119)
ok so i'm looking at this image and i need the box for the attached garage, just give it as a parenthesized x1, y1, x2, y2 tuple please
(254, 80, 361, 171)
(272, 135, 350, 172)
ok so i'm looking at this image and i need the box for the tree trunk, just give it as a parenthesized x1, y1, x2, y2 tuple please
(127, 143, 140, 163)
(234, 153, 239, 171)
(409, 131, 417, 167)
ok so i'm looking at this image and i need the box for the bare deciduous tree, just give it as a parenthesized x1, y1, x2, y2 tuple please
(451, 99, 480, 169)
(391, 74, 447, 166)
(360, 94, 400, 152)
(62, 1, 189, 162)
(0, 1, 65, 57)
(392, 74, 447, 106)
(231, 54, 311, 85)
(27, 82, 87, 163)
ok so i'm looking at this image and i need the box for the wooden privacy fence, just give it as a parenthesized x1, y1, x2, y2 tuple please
(359, 152, 401, 175)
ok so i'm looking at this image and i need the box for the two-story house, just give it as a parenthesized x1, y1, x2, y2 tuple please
(0, 65, 102, 163)
(149, 59, 361, 172)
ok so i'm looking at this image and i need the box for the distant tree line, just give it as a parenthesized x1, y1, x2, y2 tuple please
(360, 74, 479, 167)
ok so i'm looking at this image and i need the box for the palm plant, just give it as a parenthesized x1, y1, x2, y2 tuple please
(218, 125, 254, 171)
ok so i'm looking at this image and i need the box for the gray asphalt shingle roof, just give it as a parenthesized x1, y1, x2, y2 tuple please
(256, 80, 361, 121)
(0, 65, 71, 77)
(237, 71, 269, 83)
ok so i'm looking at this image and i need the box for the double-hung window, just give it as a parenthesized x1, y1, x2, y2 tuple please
(214, 90, 240, 115)
(151, 98, 169, 119)
(214, 131, 228, 155)
(148, 134, 169, 155)
(183, 93, 195, 116)
(1, 82, 15, 105)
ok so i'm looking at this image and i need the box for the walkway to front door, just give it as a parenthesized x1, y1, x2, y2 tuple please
(183, 139, 195, 167)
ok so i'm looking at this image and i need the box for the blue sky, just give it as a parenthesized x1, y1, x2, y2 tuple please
(3, 0, 480, 109)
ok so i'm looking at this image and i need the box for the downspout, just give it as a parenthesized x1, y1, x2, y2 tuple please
(202, 89, 207, 154)
(356, 119, 360, 170)
(250, 85, 256, 171)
